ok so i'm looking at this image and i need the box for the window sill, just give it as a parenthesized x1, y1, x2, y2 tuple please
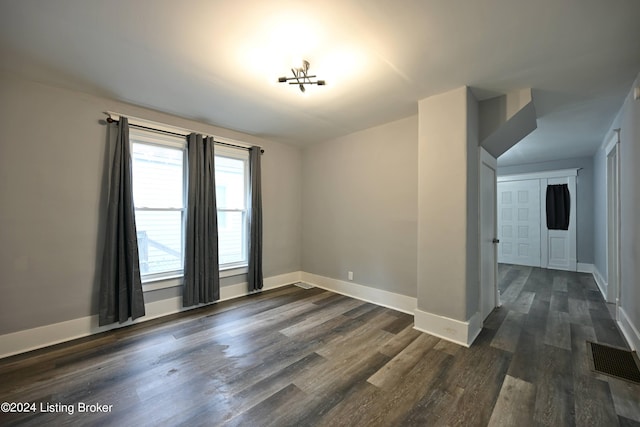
(141, 265, 248, 292)
(220, 265, 248, 278)
(142, 275, 182, 291)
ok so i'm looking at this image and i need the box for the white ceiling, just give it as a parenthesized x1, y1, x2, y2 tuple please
(1, 0, 639, 165)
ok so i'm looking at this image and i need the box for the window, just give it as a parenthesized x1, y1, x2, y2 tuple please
(215, 146, 250, 268)
(130, 127, 250, 283)
(131, 128, 186, 281)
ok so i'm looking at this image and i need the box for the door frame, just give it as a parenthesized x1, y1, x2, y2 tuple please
(497, 168, 578, 271)
(605, 131, 621, 314)
(479, 148, 499, 321)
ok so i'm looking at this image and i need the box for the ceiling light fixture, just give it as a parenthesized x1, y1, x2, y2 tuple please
(278, 60, 325, 92)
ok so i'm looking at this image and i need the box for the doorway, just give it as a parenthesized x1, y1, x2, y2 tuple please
(497, 169, 578, 271)
(480, 148, 499, 321)
(606, 132, 620, 316)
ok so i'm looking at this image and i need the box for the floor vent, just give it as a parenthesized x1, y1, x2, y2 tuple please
(588, 341, 640, 384)
(295, 282, 315, 290)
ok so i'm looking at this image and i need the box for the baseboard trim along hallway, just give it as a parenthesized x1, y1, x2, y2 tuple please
(592, 266, 608, 301)
(618, 306, 640, 352)
(300, 272, 417, 315)
(413, 309, 483, 347)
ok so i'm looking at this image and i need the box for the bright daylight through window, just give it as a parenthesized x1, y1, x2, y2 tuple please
(215, 147, 249, 267)
(130, 128, 249, 282)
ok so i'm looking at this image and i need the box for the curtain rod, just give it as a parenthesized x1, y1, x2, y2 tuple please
(105, 115, 264, 154)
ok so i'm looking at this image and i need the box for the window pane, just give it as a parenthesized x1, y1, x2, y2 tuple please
(132, 143, 184, 208)
(215, 156, 245, 209)
(136, 210, 183, 275)
(218, 210, 245, 265)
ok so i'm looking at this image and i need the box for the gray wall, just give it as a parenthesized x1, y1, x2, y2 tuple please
(0, 72, 302, 335)
(593, 73, 640, 345)
(417, 87, 476, 321)
(617, 73, 640, 340)
(301, 115, 418, 298)
(498, 156, 595, 264)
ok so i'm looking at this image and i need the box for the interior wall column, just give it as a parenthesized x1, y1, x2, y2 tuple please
(415, 86, 481, 346)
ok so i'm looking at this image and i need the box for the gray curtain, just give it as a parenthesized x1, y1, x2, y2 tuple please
(99, 117, 146, 325)
(248, 146, 263, 291)
(183, 133, 220, 306)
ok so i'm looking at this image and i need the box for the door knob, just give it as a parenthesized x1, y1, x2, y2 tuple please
(492, 238, 500, 244)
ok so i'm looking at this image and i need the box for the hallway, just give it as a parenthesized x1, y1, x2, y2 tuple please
(487, 264, 640, 425)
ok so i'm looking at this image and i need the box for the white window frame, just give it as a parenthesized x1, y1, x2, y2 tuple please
(215, 145, 250, 272)
(129, 128, 187, 285)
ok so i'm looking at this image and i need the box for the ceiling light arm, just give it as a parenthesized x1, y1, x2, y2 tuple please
(292, 66, 306, 92)
(279, 74, 318, 82)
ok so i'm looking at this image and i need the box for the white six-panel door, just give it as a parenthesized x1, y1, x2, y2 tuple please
(497, 180, 541, 267)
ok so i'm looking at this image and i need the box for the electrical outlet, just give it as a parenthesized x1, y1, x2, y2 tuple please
(348, 271, 353, 281)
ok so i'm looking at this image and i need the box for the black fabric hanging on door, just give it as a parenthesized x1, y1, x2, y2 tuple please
(546, 184, 570, 230)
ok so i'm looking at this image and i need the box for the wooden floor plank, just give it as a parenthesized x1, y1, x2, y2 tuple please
(574, 374, 620, 427)
(232, 352, 325, 402)
(507, 327, 541, 384)
(483, 305, 509, 330)
(511, 290, 536, 314)
(619, 415, 640, 427)
(570, 323, 598, 376)
(381, 312, 414, 334)
(285, 351, 391, 427)
(544, 310, 572, 350)
(552, 275, 569, 292)
(322, 348, 453, 427)
(224, 383, 305, 427)
(500, 267, 532, 303)
(593, 317, 629, 349)
(533, 344, 575, 426)
(399, 385, 465, 426)
(609, 376, 640, 423)
(488, 374, 536, 427)
(523, 297, 549, 337)
(278, 297, 363, 337)
(367, 333, 439, 389)
(491, 310, 525, 353)
(378, 324, 423, 358)
(550, 291, 569, 313)
(568, 297, 593, 326)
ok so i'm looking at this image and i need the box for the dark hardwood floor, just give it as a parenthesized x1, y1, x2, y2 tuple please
(1, 265, 639, 426)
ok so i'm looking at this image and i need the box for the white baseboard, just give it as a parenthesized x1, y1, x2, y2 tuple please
(592, 266, 608, 301)
(0, 271, 301, 359)
(300, 272, 417, 315)
(413, 309, 482, 347)
(618, 306, 640, 352)
(577, 263, 594, 273)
